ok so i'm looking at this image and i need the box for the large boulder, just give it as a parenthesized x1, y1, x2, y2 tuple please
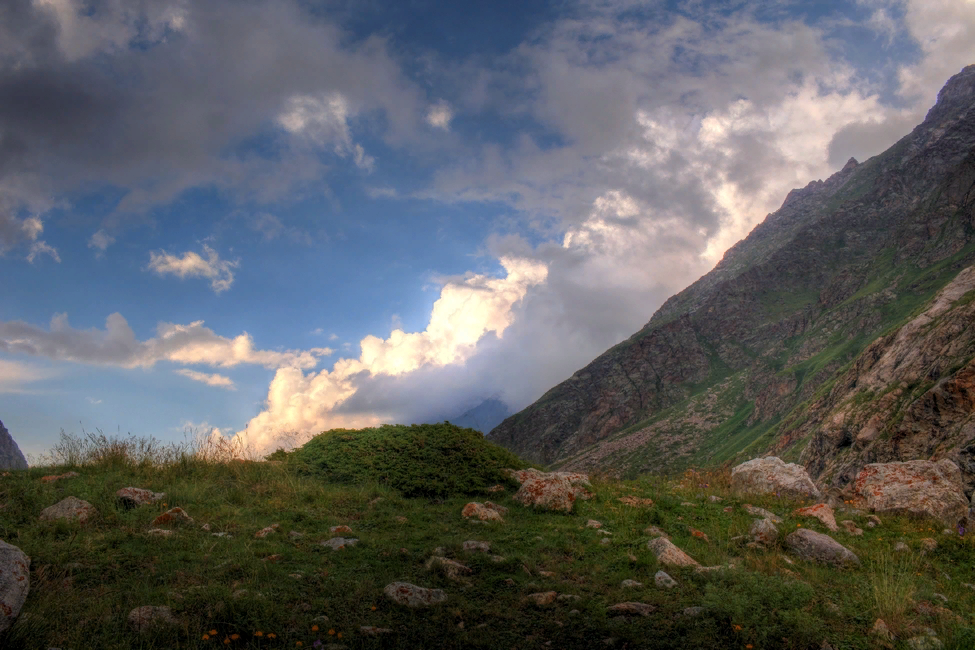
(0, 420, 27, 471)
(731, 457, 822, 500)
(785, 529, 860, 567)
(39, 496, 96, 524)
(850, 459, 969, 527)
(507, 469, 592, 512)
(0, 540, 30, 633)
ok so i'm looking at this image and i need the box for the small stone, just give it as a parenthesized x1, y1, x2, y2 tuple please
(360, 626, 392, 636)
(127, 606, 178, 633)
(894, 541, 909, 552)
(933, 593, 948, 603)
(840, 520, 863, 536)
(654, 571, 677, 588)
(486, 484, 505, 493)
(750, 518, 778, 545)
(151, 507, 193, 527)
(262, 554, 281, 563)
(568, 609, 580, 615)
(330, 525, 353, 534)
(557, 594, 581, 602)
(146, 528, 174, 537)
(723, 506, 733, 513)
(866, 515, 881, 527)
(490, 555, 506, 562)
(906, 635, 943, 650)
(871, 618, 893, 641)
(793, 503, 839, 532)
(526, 591, 557, 606)
(621, 579, 642, 588)
(503, 578, 515, 586)
(395, 516, 408, 523)
(600, 538, 611, 545)
(647, 537, 699, 567)
(942, 528, 953, 536)
(39, 496, 97, 524)
(461, 502, 504, 522)
(383, 582, 447, 608)
(607, 602, 654, 617)
(920, 538, 937, 552)
(538, 570, 555, 577)
(689, 528, 710, 543)
(785, 529, 860, 567)
(743, 504, 783, 523)
(201, 523, 211, 531)
(682, 606, 705, 617)
(425, 556, 473, 582)
(597, 530, 612, 536)
(254, 523, 279, 538)
(586, 519, 603, 529)
(463, 540, 491, 553)
(288, 530, 303, 539)
(116, 487, 166, 509)
(211, 532, 232, 538)
(680, 501, 696, 507)
(708, 495, 723, 502)
(321, 537, 358, 550)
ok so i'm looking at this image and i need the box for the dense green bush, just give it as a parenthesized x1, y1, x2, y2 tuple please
(282, 422, 531, 498)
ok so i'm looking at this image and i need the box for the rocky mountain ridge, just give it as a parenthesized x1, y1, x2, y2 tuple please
(487, 64, 975, 499)
(0, 420, 28, 471)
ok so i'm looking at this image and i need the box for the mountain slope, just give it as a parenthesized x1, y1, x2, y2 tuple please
(487, 65, 975, 493)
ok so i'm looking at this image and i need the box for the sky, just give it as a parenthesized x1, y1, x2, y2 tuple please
(1, 0, 974, 463)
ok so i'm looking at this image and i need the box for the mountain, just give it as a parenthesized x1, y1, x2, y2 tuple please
(450, 397, 511, 434)
(487, 65, 975, 496)
(0, 419, 28, 470)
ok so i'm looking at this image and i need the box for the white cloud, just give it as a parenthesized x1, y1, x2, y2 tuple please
(174, 368, 237, 390)
(147, 244, 240, 293)
(27, 240, 61, 263)
(87, 396, 102, 404)
(0, 312, 333, 370)
(278, 92, 375, 172)
(87, 229, 116, 253)
(329, 333, 339, 341)
(366, 186, 398, 199)
(426, 100, 454, 130)
(233, 256, 547, 452)
(0, 359, 57, 394)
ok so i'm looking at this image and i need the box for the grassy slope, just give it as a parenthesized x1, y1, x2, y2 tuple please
(2, 447, 975, 650)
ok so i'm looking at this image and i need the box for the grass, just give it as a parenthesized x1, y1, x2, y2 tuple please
(3, 436, 975, 649)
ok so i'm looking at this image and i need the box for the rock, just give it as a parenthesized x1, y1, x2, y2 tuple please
(0, 540, 30, 633)
(920, 538, 937, 552)
(486, 484, 505, 492)
(384, 582, 446, 608)
(866, 515, 882, 527)
(127, 606, 178, 633)
(115, 487, 165, 509)
(288, 531, 303, 539)
(708, 495, 723, 502)
(680, 502, 696, 507)
(607, 602, 654, 617)
(654, 571, 677, 588)
(39, 496, 96, 524)
(871, 618, 893, 641)
(586, 519, 602, 529)
(894, 541, 910, 552)
(647, 537, 699, 567)
(425, 556, 472, 582)
(689, 528, 710, 542)
(785, 529, 860, 567)
(557, 594, 581, 602)
(644, 526, 668, 538)
(151, 507, 193, 527)
(600, 538, 611, 545)
(840, 520, 863, 536)
(682, 606, 705, 617)
(525, 591, 557, 606)
(538, 570, 555, 577)
(329, 525, 353, 534)
(146, 528, 174, 537)
(618, 496, 654, 507)
(793, 503, 839, 532)
(40, 471, 80, 484)
(723, 506, 734, 513)
(360, 626, 392, 636)
(743, 504, 784, 523)
(321, 537, 358, 550)
(461, 502, 504, 522)
(254, 524, 279, 538)
(731, 457, 822, 500)
(512, 472, 590, 512)
(906, 633, 943, 650)
(483, 501, 508, 515)
(750, 518, 778, 545)
(850, 460, 969, 528)
(463, 540, 491, 553)
(620, 579, 643, 588)
(504, 468, 593, 501)
(0, 420, 28, 471)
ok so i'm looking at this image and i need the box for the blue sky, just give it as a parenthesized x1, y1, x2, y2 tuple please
(1, 0, 973, 462)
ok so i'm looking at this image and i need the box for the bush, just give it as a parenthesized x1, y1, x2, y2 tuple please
(285, 422, 531, 498)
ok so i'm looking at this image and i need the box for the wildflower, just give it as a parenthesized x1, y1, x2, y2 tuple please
(203, 635, 210, 641)
(230, 634, 240, 640)
(328, 629, 335, 636)
(296, 643, 303, 648)
(797, 523, 801, 527)
(312, 625, 319, 632)
(314, 641, 323, 649)
(255, 631, 263, 637)
(268, 633, 277, 639)
(371, 605, 377, 611)
(210, 630, 218, 636)
(224, 639, 231, 645)
(958, 525, 966, 537)
(747, 646, 753, 649)
(337, 632, 343, 639)
(733, 624, 742, 631)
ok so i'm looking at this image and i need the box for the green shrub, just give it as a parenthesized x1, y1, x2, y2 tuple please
(284, 422, 531, 498)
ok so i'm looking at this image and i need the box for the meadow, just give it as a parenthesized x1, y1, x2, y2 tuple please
(1, 424, 973, 649)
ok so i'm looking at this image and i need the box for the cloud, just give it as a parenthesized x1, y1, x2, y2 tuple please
(87, 229, 116, 253)
(174, 368, 236, 390)
(329, 333, 339, 341)
(147, 244, 240, 293)
(426, 100, 453, 130)
(27, 239, 60, 263)
(0, 358, 57, 393)
(277, 92, 375, 171)
(1, 208, 59, 262)
(233, 256, 547, 451)
(0, 312, 333, 369)
(86, 396, 102, 404)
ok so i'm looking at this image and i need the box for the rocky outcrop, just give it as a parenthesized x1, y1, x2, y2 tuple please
(489, 66, 975, 487)
(0, 540, 30, 633)
(849, 460, 970, 527)
(39, 496, 96, 524)
(0, 420, 27, 471)
(731, 457, 822, 500)
(507, 469, 592, 512)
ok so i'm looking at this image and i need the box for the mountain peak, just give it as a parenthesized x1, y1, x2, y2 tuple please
(842, 157, 859, 172)
(924, 64, 975, 124)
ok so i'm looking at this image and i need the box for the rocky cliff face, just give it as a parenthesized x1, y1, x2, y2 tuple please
(0, 420, 28, 470)
(488, 65, 975, 496)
